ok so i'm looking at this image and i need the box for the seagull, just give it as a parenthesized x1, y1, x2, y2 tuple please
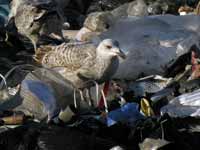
(34, 39, 126, 108)
(34, 39, 126, 89)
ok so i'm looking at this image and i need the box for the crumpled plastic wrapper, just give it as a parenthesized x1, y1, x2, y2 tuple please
(16, 68, 78, 121)
(161, 89, 200, 117)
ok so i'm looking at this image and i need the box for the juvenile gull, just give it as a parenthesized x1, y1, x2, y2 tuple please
(34, 39, 126, 89)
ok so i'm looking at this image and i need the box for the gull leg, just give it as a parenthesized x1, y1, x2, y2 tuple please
(98, 81, 110, 109)
(73, 89, 77, 108)
(79, 90, 84, 101)
(101, 89, 108, 113)
(161, 119, 167, 140)
(88, 80, 99, 107)
(85, 88, 92, 107)
(33, 42, 37, 53)
(93, 81, 99, 106)
(30, 38, 37, 52)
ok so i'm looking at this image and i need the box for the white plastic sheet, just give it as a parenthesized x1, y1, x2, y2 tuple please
(99, 15, 200, 80)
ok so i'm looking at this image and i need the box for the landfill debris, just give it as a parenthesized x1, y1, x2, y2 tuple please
(140, 98, 155, 117)
(16, 68, 78, 122)
(11, 0, 64, 51)
(0, 71, 20, 103)
(178, 5, 195, 15)
(139, 138, 171, 150)
(111, 0, 148, 18)
(1, 0, 200, 150)
(109, 145, 125, 150)
(0, 114, 27, 125)
(0, 0, 9, 26)
(161, 89, 200, 117)
(75, 11, 113, 41)
(150, 87, 174, 103)
(196, 1, 200, 14)
(75, 26, 100, 42)
(147, 0, 177, 15)
(0, 86, 19, 103)
(178, 1, 200, 15)
(76, 0, 184, 42)
(76, 0, 149, 41)
(86, 0, 130, 14)
(128, 75, 172, 97)
(84, 11, 112, 33)
(97, 102, 144, 127)
(99, 15, 200, 80)
(58, 106, 76, 123)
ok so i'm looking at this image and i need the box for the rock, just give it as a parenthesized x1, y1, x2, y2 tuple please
(75, 27, 100, 41)
(62, 30, 79, 40)
(111, 0, 148, 19)
(146, 0, 180, 15)
(76, 0, 149, 41)
(76, 11, 113, 41)
(84, 11, 113, 32)
(86, 0, 131, 14)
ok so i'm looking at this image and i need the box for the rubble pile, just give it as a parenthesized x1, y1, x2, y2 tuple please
(1, 0, 200, 150)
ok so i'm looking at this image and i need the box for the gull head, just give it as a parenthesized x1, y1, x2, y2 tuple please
(97, 39, 126, 59)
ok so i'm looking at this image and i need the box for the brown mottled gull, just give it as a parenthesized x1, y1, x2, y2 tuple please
(34, 39, 126, 89)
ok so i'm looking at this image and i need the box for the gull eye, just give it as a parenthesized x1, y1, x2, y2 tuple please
(106, 45, 112, 49)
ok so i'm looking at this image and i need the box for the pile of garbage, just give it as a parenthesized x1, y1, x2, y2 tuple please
(2, 0, 200, 150)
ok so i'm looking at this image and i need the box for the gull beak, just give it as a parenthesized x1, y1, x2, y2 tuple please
(115, 48, 126, 59)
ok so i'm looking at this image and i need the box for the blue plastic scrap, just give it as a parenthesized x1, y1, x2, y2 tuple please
(98, 103, 145, 127)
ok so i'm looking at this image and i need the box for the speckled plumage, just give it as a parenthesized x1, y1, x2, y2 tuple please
(35, 39, 125, 89)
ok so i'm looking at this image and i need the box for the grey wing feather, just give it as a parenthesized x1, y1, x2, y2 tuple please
(77, 67, 97, 80)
